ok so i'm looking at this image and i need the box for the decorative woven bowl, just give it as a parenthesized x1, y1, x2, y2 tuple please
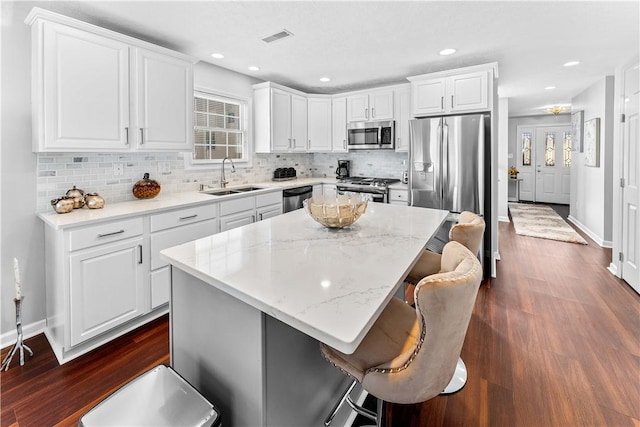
(303, 193, 368, 228)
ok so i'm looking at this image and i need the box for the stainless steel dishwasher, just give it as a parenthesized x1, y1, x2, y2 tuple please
(283, 185, 313, 212)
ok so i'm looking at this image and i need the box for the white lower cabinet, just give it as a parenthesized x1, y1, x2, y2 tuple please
(70, 236, 145, 346)
(42, 190, 283, 364)
(389, 188, 409, 205)
(149, 204, 218, 309)
(220, 191, 283, 231)
(323, 184, 337, 198)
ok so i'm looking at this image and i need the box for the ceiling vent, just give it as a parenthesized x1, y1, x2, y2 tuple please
(262, 29, 294, 43)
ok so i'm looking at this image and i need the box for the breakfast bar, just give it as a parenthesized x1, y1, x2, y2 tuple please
(160, 203, 448, 426)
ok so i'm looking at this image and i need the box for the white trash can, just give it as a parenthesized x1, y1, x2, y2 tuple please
(79, 364, 221, 427)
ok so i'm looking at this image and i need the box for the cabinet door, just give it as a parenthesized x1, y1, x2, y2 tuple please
(256, 204, 282, 221)
(394, 88, 411, 152)
(369, 90, 394, 120)
(291, 94, 308, 152)
(220, 211, 255, 232)
(332, 97, 348, 152)
(411, 78, 446, 116)
(135, 48, 194, 150)
(271, 88, 293, 152)
(346, 94, 369, 122)
(448, 72, 489, 113)
(41, 22, 130, 151)
(70, 237, 144, 346)
(307, 98, 332, 152)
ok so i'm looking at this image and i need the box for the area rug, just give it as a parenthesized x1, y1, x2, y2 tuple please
(508, 203, 588, 245)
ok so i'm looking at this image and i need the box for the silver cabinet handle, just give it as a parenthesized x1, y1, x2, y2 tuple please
(251, 215, 256, 223)
(140, 128, 144, 144)
(343, 139, 346, 150)
(179, 214, 198, 221)
(371, 108, 375, 118)
(259, 213, 263, 221)
(451, 95, 454, 108)
(441, 97, 444, 110)
(125, 127, 129, 145)
(138, 245, 143, 264)
(365, 108, 369, 119)
(288, 138, 292, 149)
(97, 229, 125, 238)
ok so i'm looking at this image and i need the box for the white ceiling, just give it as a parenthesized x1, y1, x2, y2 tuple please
(22, 1, 640, 116)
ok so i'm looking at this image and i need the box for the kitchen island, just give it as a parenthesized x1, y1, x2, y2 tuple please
(161, 203, 448, 426)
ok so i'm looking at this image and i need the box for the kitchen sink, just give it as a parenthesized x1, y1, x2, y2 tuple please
(201, 186, 267, 196)
(232, 186, 265, 192)
(202, 189, 242, 196)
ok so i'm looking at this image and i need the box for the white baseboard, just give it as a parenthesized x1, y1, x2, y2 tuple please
(498, 215, 510, 223)
(1, 319, 46, 350)
(607, 263, 619, 277)
(566, 215, 612, 248)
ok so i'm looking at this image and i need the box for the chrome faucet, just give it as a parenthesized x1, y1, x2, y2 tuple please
(221, 157, 236, 188)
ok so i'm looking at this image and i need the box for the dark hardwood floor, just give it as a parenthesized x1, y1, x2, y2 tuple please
(2, 207, 639, 426)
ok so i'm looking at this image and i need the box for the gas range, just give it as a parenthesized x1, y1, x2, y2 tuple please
(336, 176, 400, 202)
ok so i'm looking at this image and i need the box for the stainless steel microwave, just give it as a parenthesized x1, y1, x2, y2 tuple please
(347, 121, 395, 150)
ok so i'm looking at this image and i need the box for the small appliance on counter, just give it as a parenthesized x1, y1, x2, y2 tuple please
(335, 160, 350, 179)
(273, 167, 297, 181)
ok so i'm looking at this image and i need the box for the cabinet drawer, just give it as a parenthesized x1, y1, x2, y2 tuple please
(256, 191, 282, 208)
(389, 189, 409, 202)
(220, 196, 254, 216)
(150, 204, 217, 233)
(69, 217, 143, 252)
(150, 218, 218, 270)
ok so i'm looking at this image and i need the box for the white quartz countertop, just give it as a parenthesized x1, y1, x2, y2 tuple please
(38, 177, 338, 229)
(160, 203, 448, 354)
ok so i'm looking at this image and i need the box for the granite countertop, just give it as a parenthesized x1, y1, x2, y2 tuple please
(160, 203, 449, 353)
(38, 177, 339, 229)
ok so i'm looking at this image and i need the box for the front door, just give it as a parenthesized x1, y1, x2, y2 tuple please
(534, 125, 572, 204)
(621, 59, 639, 292)
(516, 123, 572, 203)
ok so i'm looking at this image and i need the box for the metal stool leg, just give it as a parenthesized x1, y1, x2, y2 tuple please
(442, 357, 467, 394)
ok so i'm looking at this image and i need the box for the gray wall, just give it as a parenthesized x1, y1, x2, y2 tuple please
(569, 76, 615, 244)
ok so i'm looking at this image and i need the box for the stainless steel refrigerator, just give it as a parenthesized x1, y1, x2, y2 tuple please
(409, 114, 487, 214)
(409, 114, 490, 267)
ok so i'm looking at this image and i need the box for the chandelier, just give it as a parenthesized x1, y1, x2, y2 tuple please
(545, 105, 571, 116)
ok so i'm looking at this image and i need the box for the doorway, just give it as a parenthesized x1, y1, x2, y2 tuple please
(516, 123, 572, 203)
(618, 58, 639, 292)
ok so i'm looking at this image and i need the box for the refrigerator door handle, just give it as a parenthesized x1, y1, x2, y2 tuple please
(441, 120, 449, 207)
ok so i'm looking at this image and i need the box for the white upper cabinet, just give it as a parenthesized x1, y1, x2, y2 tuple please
(408, 65, 494, 117)
(331, 97, 348, 152)
(307, 97, 332, 152)
(134, 48, 193, 151)
(26, 8, 195, 153)
(394, 86, 411, 152)
(39, 22, 131, 151)
(346, 90, 394, 122)
(291, 94, 308, 152)
(254, 83, 309, 153)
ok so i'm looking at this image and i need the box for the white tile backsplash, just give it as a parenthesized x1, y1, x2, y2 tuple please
(37, 151, 408, 212)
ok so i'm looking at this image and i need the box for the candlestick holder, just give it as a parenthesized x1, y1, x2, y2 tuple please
(1, 297, 33, 371)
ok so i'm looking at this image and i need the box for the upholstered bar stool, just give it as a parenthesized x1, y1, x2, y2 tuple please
(402, 211, 485, 395)
(321, 241, 483, 426)
(405, 211, 485, 304)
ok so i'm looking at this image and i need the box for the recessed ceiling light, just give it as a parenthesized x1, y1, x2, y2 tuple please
(248, 66, 260, 71)
(211, 53, 224, 59)
(439, 48, 456, 56)
(319, 77, 331, 82)
(563, 61, 580, 67)
(545, 86, 556, 90)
